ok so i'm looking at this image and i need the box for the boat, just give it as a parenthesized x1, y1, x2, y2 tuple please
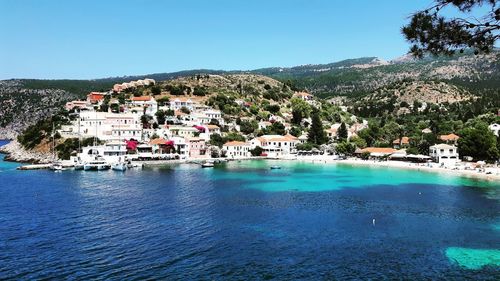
(201, 162, 214, 168)
(127, 161, 143, 169)
(270, 165, 281, 170)
(50, 162, 64, 171)
(112, 162, 127, 171)
(84, 158, 110, 171)
(74, 111, 85, 171)
(74, 162, 85, 170)
(49, 124, 64, 171)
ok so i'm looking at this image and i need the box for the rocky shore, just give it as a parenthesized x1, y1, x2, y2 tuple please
(0, 140, 54, 164)
(0, 128, 17, 140)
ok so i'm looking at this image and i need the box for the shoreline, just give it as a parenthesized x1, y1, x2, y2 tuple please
(0, 140, 53, 164)
(2, 145, 499, 183)
(288, 156, 500, 182)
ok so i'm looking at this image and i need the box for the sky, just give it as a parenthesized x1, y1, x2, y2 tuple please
(0, 0, 474, 79)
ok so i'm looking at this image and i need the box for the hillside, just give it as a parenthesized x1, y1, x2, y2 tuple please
(262, 51, 499, 98)
(1, 51, 499, 138)
(0, 80, 82, 138)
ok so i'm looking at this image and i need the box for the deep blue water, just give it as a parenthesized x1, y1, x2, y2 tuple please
(0, 139, 499, 279)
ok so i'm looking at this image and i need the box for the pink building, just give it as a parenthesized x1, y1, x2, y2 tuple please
(186, 137, 207, 158)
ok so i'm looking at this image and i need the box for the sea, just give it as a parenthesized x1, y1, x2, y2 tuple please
(0, 139, 499, 279)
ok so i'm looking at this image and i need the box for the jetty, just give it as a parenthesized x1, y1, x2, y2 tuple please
(17, 164, 52, 170)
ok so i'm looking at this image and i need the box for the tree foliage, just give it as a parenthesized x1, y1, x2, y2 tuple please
(308, 109, 327, 145)
(458, 121, 499, 161)
(338, 122, 348, 141)
(402, 0, 499, 57)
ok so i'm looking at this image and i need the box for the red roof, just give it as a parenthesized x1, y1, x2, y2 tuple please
(87, 92, 105, 103)
(131, 96, 152, 102)
(224, 141, 249, 147)
(360, 147, 396, 154)
(439, 133, 460, 141)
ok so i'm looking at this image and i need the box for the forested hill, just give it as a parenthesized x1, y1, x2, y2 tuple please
(258, 51, 500, 98)
(0, 51, 498, 138)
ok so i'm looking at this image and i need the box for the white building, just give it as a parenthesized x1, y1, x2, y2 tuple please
(65, 100, 91, 111)
(74, 141, 128, 164)
(170, 98, 194, 111)
(59, 111, 142, 141)
(170, 136, 188, 159)
(190, 109, 224, 126)
(168, 125, 199, 138)
(129, 96, 158, 116)
(294, 92, 313, 102)
(429, 144, 459, 167)
(250, 134, 299, 158)
(223, 141, 251, 158)
(489, 123, 500, 137)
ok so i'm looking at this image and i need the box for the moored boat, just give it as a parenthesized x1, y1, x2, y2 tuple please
(84, 158, 110, 171)
(50, 162, 64, 171)
(201, 162, 214, 168)
(74, 160, 85, 170)
(112, 162, 127, 171)
(74, 163, 85, 170)
(270, 165, 281, 170)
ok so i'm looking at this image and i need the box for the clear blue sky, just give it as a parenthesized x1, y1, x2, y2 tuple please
(0, 0, 456, 79)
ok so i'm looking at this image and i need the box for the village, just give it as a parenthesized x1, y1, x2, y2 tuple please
(40, 77, 499, 178)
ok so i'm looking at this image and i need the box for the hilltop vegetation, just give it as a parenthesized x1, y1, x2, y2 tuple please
(1, 51, 499, 141)
(262, 51, 500, 98)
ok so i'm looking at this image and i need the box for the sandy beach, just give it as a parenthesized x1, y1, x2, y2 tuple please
(288, 155, 500, 182)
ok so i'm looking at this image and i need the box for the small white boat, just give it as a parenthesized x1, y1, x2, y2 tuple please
(74, 161, 85, 171)
(50, 162, 63, 171)
(201, 162, 214, 168)
(112, 162, 127, 171)
(84, 159, 110, 171)
(127, 161, 143, 169)
(270, 165, 281, 170)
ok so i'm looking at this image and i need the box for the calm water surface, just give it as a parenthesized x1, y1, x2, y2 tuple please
(0, 140, 499, 279)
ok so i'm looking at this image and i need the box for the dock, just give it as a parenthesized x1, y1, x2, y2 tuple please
(17, 164, 52, 170)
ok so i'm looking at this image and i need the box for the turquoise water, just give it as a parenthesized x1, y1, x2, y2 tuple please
(0, 140, 499, 279)
(214, 160, 499, 192)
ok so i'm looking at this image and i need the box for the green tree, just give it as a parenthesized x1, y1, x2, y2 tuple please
(250, 146, 263, 156)
(118, 93, 126, 105)
(402, 0, 499, 57)
(335, 141, 355, 155)
(458, 122, 499, 161)
(337, 122, 348, 141)
(240, 120, 258, 135)
(290, 97, 311, 125)
(350, 135, 367, 149)
(358, 122, 381, 147)
(296, 142, 314, 151)
(141, 114, 152, 128)
(289, 126, 302, 137)
(180, 106, 191, 114)
(156, 96, 170, 106)
(193, 87, 208, 96)
(224, 132, 246, 142)
(151, 86, 162, 95)
(155, 110, 167, 125)
(165, 109, 175, 116)
(268, 122, 286, 136)
(110, 103, 120, 113)
(308, 110, 327, 145)
(209, 134, 225, 148)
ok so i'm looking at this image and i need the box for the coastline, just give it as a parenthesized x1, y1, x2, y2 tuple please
(0, 139, 53, 164)
(288, 156, 500, 183)
(2, 142, 499, 183)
